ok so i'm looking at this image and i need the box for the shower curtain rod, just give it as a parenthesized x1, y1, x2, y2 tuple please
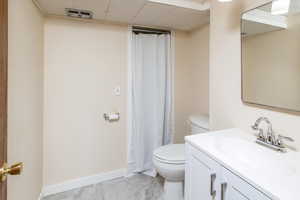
(132, 26, 171, 35)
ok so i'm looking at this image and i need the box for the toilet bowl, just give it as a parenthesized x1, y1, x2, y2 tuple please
(153, 144, 185, 200)
(153, 115, 209, 200)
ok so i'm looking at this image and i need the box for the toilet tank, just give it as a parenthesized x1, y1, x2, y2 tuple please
(187, 115, 209, 135)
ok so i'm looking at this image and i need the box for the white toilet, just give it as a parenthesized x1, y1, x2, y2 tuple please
(153, 115, 209, 200)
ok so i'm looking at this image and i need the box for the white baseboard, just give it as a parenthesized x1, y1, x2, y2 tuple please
(40, 168, 126, 198)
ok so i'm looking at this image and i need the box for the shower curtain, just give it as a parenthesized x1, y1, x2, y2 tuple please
(127, 32, 174, 176)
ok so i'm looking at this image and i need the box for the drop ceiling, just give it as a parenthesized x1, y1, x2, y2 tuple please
(34, 0, 210, 31)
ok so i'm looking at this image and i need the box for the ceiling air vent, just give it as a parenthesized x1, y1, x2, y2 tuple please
(65, 8, 93, 19)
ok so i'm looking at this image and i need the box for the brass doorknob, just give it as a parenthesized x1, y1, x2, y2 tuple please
(0, 162, 23, 182)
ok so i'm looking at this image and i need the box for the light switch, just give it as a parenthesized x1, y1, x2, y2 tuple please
(114, 86, 121, 96)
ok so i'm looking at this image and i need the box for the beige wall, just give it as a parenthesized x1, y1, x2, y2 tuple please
(43, 17, 209, 185)
(243, 14, 300, 111)
(174, 31, 193, 143)
(174, 26, 209, 143)
(8, 0, 44, 199)
(43, 18, 128, 185)
(189, 26, 209, 116)
(210, 0, 300, 149)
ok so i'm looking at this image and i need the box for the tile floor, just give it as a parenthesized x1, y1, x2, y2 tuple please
(43, 175, 164, 200)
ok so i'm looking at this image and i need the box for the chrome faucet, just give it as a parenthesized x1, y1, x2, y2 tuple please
(252, 117, 275, 144)
(251, 117, 294, 152)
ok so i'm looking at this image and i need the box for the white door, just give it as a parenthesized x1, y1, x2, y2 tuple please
(185, 145, 220, 200)
(221, 168, 271, 200)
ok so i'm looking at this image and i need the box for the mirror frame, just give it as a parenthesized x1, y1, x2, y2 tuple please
(240, 0, 300, 114)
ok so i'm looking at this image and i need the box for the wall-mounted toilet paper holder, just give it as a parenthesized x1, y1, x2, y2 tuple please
(103, 112, 120, 122)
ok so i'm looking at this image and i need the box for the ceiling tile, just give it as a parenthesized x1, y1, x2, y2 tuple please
(159, 7, 209, 30)
(37, 0, 73, 15)
(134, 2, 209, 30)
(133, 2, 174, 28)
(105, 0, 147, 23)
(72, 0, 110, 20)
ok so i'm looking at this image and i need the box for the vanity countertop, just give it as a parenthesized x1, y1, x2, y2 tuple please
(185, 128, 300, 200)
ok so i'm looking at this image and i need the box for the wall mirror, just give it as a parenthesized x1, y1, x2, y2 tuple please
(242, 0, 300, 112)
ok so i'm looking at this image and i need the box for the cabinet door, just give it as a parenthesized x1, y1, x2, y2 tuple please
(221, 168, 271, 200)
(185, 145, 220, 200)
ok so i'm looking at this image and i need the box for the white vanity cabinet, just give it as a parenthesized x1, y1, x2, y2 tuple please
(185, 144, 272, 200)
(185, 144, 220, 200)
(221, 167, 271, 200)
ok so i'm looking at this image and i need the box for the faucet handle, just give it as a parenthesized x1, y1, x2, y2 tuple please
(254, 128, 265, 140)
(276, 135, 294, 147)
(278, 135, 294, 142)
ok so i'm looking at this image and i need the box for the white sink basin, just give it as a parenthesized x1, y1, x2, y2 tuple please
(214, 137, 267, 169)
(214, 136, 298, 176)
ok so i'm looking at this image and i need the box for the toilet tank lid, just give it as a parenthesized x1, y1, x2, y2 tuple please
(188, 115, 209, 129)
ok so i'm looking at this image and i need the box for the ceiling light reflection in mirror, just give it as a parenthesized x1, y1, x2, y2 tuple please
(272, 0, 291, 15)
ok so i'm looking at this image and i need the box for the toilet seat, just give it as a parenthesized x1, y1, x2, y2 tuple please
(153, 144, 185, 165)
(153, 116, 209, 200)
